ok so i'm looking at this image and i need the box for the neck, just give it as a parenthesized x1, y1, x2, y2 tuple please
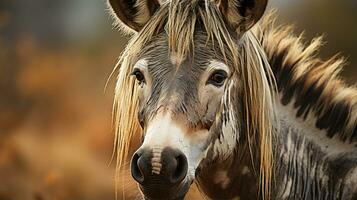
(271, 99, 357, 199)
(195, 99, 357, 200)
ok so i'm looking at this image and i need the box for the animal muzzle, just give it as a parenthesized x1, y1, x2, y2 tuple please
(131, 147, 190, 199)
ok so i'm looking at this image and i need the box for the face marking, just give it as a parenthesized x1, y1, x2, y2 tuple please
(142, 113, 183, 148)
(212, 80, 238, 159)
(141, 112, 210, 180)
(134, 58, 148, 70)
(241, 166, 250, 175)
(208, 60, 230, 74)
(151, 147, 163, 174)
(214, 170, 231, 189)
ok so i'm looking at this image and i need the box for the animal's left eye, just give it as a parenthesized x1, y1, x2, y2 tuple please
(207, 70, 228, 87)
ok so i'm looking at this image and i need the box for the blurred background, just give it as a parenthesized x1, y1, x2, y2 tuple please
(0, 0, 356, 200)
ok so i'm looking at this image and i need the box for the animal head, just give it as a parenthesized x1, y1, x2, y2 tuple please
(108, 0, 274, 199)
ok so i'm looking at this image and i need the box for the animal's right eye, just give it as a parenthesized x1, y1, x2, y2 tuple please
(207, 70, 228, 87)
(131, 68, 145, 83)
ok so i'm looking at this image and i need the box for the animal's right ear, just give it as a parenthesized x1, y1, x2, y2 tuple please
(107, 0, 161, 33)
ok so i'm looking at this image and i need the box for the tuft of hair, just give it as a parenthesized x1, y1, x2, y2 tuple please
(112, 1, 276, 199)
(254, 11, 357, 143)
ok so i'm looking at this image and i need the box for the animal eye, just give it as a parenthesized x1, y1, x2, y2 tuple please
(131, 68, 145, 83)
(207, 70, 228, 87)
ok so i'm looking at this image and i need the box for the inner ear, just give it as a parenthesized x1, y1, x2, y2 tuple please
(216, 0, 268, 33)
(108, 0, 160, 32)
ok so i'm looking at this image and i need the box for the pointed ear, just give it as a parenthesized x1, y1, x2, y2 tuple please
(216, 0, 268, 33)
(107, 0, 161, 32)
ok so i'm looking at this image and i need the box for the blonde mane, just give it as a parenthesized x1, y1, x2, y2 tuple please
(112, 1, 276, 199)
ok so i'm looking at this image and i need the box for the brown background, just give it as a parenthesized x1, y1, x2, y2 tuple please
(0, 0, 356, 199)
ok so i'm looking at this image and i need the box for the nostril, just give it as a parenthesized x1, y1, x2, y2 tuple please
(131, 152, 144, 184)
(170, 153, 188, 184)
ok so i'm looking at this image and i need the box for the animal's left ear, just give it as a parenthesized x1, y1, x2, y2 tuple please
(216, 0, 268, 33)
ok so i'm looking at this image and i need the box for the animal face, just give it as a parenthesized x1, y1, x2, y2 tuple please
(129, 32, 234, 198)
(108, 0, 268, 199)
